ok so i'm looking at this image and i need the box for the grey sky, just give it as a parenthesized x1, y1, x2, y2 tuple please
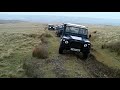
(0, 12, 120, 19)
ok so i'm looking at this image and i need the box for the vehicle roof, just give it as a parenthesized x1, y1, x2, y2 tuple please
(64, 23, 87, 28)
(48, 24, 54, 25)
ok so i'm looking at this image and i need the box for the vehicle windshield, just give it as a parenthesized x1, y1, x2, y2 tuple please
(49, 25, 54, 27)
(59, 25, 64, 28)
(65, 26, 88, 35)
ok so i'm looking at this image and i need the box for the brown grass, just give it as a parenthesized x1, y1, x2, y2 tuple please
(108, 42, 120, 55)
(40, 33, 52, 44)
(22, 33, 41, 38)
(101, 42, 120, 55)
(41, 36, 48, 44)
(40, 33, 52, 38)
(32, 44, 49, 59)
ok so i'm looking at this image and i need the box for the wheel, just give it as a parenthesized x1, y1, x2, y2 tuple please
(59, 46, 64, 54)
(57, 33, 60, 37)
(82, 52, 89, 59)
(58, 34, 60, 37)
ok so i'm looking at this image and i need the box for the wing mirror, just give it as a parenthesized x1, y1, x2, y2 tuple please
(88, 34, 91, 39)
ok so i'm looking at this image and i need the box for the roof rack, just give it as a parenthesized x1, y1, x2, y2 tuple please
(64, 23, 86, 28)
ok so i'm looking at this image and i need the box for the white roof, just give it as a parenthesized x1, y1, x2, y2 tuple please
(65, 23, 86, 28)
(48, 24, 54, 25)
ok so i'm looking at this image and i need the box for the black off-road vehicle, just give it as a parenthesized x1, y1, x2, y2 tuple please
(56, 25, 64, 37)
(48, 24, 55, 30)
(59, 23, 91, 59)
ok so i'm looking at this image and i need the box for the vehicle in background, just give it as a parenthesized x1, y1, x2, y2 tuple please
(56, 24, 64, 37)
(48, 24, 55, 30)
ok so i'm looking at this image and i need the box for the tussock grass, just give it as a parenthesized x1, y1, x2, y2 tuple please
(22, 33, 42, 39)
(41, 37, 48, 44)
(40, 32, 53, 38)
(32, 44, 49, 59)
(40, 32, 52, 44)
(0, 22, 46, 78)
(101, 42, 120, 55)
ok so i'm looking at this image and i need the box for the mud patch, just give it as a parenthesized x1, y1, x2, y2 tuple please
(77, 54, 120, 78)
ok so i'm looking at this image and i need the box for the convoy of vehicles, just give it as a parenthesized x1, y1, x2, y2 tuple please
(48, 23, 91, 59)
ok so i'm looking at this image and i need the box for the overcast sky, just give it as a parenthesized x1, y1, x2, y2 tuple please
(0, 12, 120, 19)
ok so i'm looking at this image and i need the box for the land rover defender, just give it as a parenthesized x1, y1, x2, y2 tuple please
(59, 23, 91, 59)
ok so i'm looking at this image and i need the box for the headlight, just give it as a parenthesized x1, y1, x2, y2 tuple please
(88, 44, 90, 45)
(84, 44, 87, 47)
(62, 38, 69, 44)
(63, 39, 66, 41)
(65, 41, 69, 44)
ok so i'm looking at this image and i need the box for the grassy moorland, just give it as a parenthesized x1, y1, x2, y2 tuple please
(0, 22, 46, 77)
(0, 22, 120, 78)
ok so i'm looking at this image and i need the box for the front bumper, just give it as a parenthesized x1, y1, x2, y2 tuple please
(61, 41, 90, 53)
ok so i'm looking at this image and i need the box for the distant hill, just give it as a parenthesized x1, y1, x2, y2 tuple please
(0, 14, 120, 26)
(0, 20, 24, 24)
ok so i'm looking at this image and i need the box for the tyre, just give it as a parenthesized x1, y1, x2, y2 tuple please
(58, 34, 60, 37)
(57, 33, 60, 37)
(83, 52, 89, 59)
(59, 46, 64, 54)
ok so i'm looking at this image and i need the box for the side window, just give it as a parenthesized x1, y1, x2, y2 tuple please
(83, 29, 88, 35)
(79, 28, 88, 35)
(79, 28, 83, 34)
(59, 25, 63, 28)
(84, 29, 88, 35)
(66, 26, 70, 32)
(70, 27, 79, 33)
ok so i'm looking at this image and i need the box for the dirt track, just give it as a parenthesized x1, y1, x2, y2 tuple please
(49, 31, 120, 78)
(24, 30, 120, 78)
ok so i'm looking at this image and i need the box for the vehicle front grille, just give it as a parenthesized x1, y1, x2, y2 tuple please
(70, 41, 82, 49)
